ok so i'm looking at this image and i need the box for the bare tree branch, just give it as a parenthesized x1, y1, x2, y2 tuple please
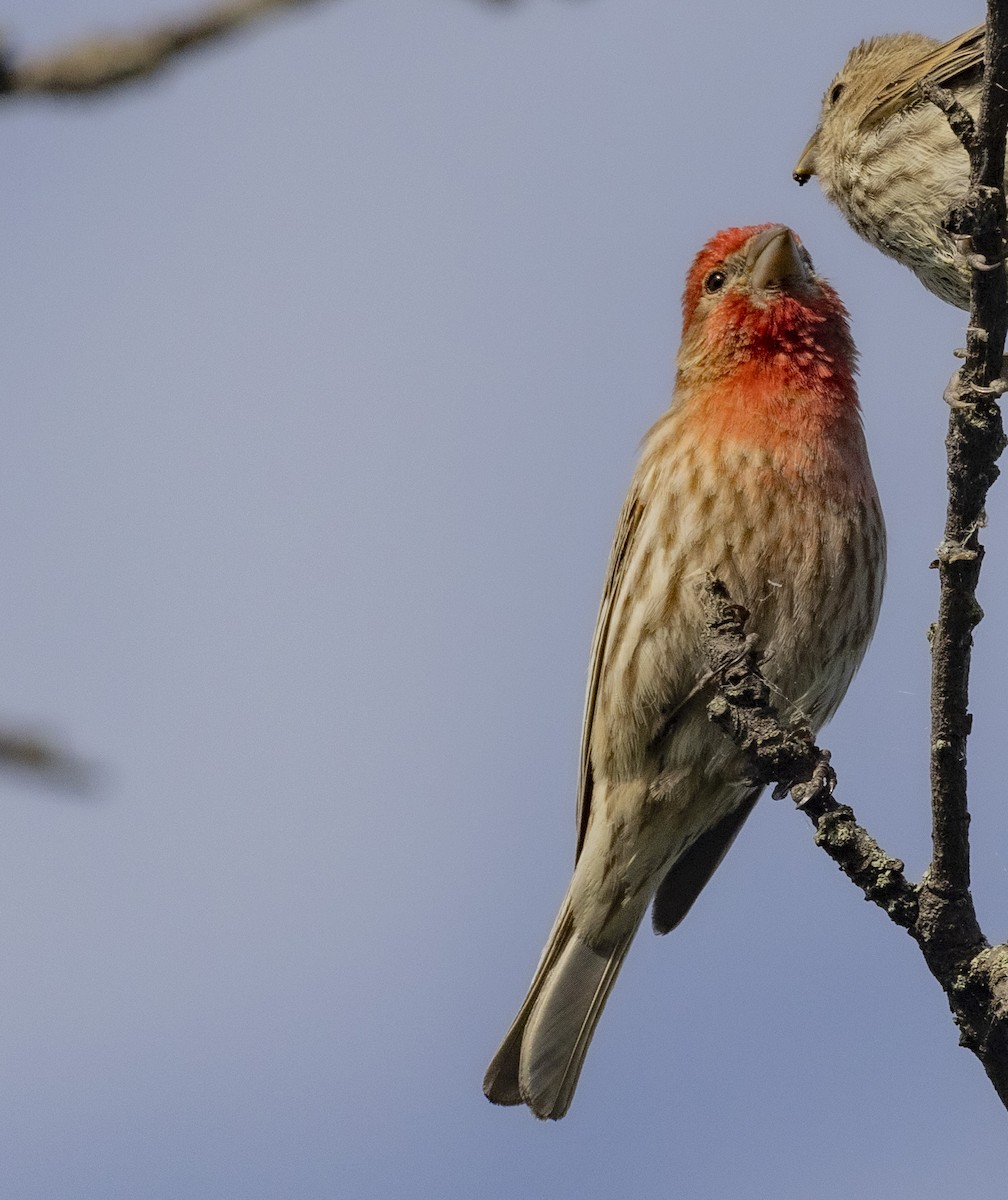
(699, 578, 917, 926)
(923, 0, 1008, 971)
(699, 576, 1008, 1110)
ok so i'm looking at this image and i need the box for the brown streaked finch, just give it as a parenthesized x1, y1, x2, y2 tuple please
(483, 224, 886, 1121)
(793, 26, 992, 309)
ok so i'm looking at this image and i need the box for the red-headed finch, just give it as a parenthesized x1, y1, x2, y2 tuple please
(483, 225, 885, 1120)
(794, 26, 990, 309)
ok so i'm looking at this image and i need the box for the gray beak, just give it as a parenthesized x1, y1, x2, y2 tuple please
(792, 130, 819, 185)
(745, 226, 809, 292)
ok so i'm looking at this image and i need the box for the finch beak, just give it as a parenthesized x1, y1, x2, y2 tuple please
(792, 131, 818, 185)
(745, 226, 809, 293)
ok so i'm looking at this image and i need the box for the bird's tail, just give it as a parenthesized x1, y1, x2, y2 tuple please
(483, 900, 635, 1120)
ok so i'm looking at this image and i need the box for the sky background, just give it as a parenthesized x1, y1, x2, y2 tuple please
(2, 0, 1005, 1195)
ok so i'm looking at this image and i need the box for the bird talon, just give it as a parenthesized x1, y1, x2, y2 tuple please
(944, 370, 971, 408)
(943, 366, 1007, 407)
(936, 537, 979, 564)
(966, 253, 1003, 272)
(791, 755, 836, 808)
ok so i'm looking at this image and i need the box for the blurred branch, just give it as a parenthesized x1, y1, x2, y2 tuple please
(0, 728, 97, 794)
(0, 0, 523, 100)
(0, 0, 329, 97)
(698, 576, 1008, 1112)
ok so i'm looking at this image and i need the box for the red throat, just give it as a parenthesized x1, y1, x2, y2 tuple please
(686, 353, 861, 467)
(681, 290, 862, 478)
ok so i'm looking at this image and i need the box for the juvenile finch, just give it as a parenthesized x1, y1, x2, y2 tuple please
(793, 26, 991, 309)
(483, 225, 885, 1120)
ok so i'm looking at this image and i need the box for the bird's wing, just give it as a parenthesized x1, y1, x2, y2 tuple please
(574, 486, 645, 860)
(862, 24, 984, 132)
(650, 790, 759, 933)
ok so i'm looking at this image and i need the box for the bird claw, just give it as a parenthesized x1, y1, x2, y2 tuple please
(967, 253, 1003, 272)
(943, 368, 1007, 409)
(944, 370, 974, 409)
(952, 234, 1005, 272)
(936, 537, 979, 565)
(789, 753, 836, 809)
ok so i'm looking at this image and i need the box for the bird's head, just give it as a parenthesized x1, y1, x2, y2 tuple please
(793, 31, 950, 186)
(675, 225, 862, 469)
(679, 224, 855, 387)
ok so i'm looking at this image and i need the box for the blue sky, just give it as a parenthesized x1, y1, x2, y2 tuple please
(2, 1, 1005, 1195)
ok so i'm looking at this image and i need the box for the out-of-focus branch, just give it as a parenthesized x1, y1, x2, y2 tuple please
(0, 0, 333, 97)
(0, 0, 329, 97)
(0, 0, 524, 100)
(0, 0, 527, 99)
(699, 576, 1008, 1111)
(0, 728, 97, 794)
(0, 0, 522, 100)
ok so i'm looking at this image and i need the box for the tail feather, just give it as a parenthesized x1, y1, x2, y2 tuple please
(483, 902, 634, 1120)
(483, 904, 576, 1107)
(519, 932, 632, 1119)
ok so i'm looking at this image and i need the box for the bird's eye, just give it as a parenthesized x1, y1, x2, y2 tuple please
(829, 82, 845, 105)
(704, 270, 726, 294)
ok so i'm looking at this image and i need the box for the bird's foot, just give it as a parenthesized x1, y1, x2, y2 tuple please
(944, 367, 1007, 409)
(952, 234, 1006, 272)
(785, 751, 836, 809)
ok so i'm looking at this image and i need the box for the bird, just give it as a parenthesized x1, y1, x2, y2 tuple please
(483, 224, 886, 1120)
(793, 26, 990, 309)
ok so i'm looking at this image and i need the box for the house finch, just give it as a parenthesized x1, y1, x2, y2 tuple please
(483, 225, 886, 1120)
(793, 25, 990, 309)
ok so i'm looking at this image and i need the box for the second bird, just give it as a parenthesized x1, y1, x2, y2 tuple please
(483, 224, 886, 1120)
(794, 25, 993, 309)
